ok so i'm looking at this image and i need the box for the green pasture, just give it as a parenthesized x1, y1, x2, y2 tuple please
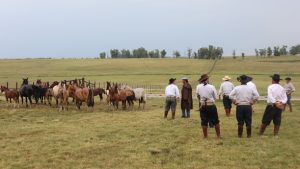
(0, 56, 299, 169)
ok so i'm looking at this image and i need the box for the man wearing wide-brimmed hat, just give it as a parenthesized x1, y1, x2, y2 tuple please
(196, 74, 221, 139)
(164, 78, 180, 119)
(180, 77, 193, 118)
(219, 75, 235, 117)
(259, 74, 287, 137)
(284, 77, 295, 112)
(229, 75, 259, 138)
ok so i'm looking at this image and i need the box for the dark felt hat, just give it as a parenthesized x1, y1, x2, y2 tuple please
(270, 74, 282, 81)
(198, 74, 209, 82)
(169, 78, 176, 84)
(239, 75, 248, 83)
(285, 77, 292, 81)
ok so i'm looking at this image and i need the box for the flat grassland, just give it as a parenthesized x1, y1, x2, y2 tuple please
(0, 56, 299, 169)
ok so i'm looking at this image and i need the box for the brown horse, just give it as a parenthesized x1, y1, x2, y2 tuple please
(93, 88, 106, 102)
(107, 83, 127, 109)
(73, 84, 94, 111)
(0, 86, 20, 108)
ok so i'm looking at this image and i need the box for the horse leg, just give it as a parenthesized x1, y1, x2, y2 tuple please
(25, 97, 28, 108)
(28, 96, 32, 108)
(138, 100, 141, 109)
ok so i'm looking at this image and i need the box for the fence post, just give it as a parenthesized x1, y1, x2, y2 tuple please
(7, 82, 9, 89)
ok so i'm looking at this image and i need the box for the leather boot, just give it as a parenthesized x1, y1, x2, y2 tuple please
(259, 124, 267, 135)
(274, 125, 280, 136)
(202, 126, 208, 138)
(215, 124, 221, 139)
(171, 111, 175, 119)
(246, 126, 251, 138)
(164, 111, 168, 118)
(238, 125, 243, 138)
(225, 109, 230, 117)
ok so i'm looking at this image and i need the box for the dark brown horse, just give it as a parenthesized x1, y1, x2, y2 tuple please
(0, 86, 19, 108)
(93, 88, 106, 102)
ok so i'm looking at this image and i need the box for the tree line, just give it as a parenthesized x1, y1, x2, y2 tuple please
(99, 45, 223, 59)
(254, 44, 300, 57)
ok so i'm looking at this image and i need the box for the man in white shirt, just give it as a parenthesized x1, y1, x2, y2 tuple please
(229, 75, 260, 138)
(164, 78, 180, 119)
(219, 75, 235, 117)
(196, 74, 221, 139)
(259, 74, 287, 137)
(284, 77, 296, 112)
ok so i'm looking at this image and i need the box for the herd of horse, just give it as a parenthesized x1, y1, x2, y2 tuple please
(0, 78, 146, 111)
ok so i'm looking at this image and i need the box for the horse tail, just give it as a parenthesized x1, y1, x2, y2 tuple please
(87, 88, 94, 107)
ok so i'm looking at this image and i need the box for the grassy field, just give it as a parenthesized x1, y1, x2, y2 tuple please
(0, 56, 299, 169)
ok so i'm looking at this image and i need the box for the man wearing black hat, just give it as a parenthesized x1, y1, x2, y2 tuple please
(164, 78, 180, 119)
(259, 74, 287, 137)
(196, 74, 221, 139)
(284, 77, 295, 112)
(229, 75, 260, 138)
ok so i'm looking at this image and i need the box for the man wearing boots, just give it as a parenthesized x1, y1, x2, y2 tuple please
(196, 74, 221, 139)
(164, 78, 180, 119)
(259, 74, 287, 137)
(229, 75, 259, 138)
(219, 75, 235, 117)
(181, 77, 193, 118)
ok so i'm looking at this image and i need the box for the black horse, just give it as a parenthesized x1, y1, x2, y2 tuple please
(32, 85, 48, 104)
(19, 78, 33, 107)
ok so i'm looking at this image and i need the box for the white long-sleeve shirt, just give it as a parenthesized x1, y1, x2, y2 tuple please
(247, 81, 258, 93)
(284, 82, 295, 95)
(219, 81, 234, 96)
(229, 85, 260, 105)
(196, 84, 218, 102)
(267, 84, 287, 104)
(165, 84, 180, 98)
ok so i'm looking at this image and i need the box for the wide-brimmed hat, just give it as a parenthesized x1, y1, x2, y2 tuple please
(285, 77, 292, 81)
(222, 75, 231, 81)
(169, 78, 176, 84)
(246, 76, 253, 83)
(181, 77, 188, 80)
(198, 74, 209, 82)
(239, 75, 248, 83)
(270, 74, 282, 81)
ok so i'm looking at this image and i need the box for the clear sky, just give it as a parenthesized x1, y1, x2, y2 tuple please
(0, 0, 299, 58)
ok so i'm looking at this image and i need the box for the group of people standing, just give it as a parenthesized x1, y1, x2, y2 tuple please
(164, 74, 295, 139)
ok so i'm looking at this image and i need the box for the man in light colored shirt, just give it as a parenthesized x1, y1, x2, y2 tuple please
(164, 78, 180, 119)
(197, 74, 221, 139)
(229, 75, 259, 138)
(259, 74, 287, 137)
(219, 75, 235, 117)
(284, 77, 295, 112)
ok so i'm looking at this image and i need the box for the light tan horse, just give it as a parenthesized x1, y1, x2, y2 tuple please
(73, 84, 94, 111)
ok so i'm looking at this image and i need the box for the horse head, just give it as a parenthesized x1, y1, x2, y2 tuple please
(106, 81, 111, 91)
(22, 78, 29, 85)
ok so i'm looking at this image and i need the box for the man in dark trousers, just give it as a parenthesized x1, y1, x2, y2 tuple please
(229, 75, 259, 138)
(164, 78, 180, 119)
(181, 77, 193, 118)
(196, 74, 221, 139)
(259, 74, 287, 137)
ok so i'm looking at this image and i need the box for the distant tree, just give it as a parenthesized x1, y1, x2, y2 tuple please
(148, 50, 155, 58)
(121, 49, 131, 58)
(187, 48, 192, 59)
(232, 50, 236, 59)
(198, 48, 209, 59)
(154, 49, 160, 58)
(267, 47, 272, 57)
(160, 49, 167, 58)
(279, 45, 288, 56)
(273, 46, 280, 56)
(259, 49, 267, 57)
(290, 45, 300, 55)
(255, 49, 259, 57)
(242, 52, 245, 60)
(173, 51, 181, 58)
(110, 49, 120, 58)
(216, 47, 223, 59)
(99, 52, 106, 59)
(132, 47, 148, 58)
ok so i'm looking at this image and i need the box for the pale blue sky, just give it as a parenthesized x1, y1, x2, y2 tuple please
(0, 0, 299, 58)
